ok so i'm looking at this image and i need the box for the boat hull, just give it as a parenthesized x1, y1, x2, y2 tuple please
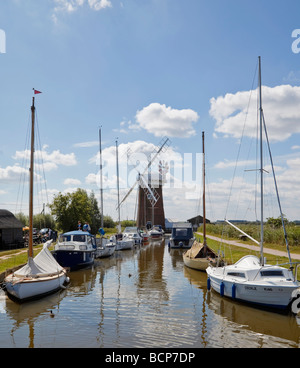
(95, 245, 116, 258)
(168, 239, 194, 249)
(183, 254, 209, 271)
(206, 266, 299, 310)
(5, 271, 68, 301)
(115, 240, 134, 251)
(53, 250, 95, 270)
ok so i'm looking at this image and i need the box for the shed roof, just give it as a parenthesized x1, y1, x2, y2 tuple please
(0, 210, 24, 229)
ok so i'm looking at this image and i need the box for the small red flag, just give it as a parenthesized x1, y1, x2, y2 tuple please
(34, 89, 42, 94)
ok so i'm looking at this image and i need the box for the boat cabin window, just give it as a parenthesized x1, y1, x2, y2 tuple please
(59, 235, 71, 242)
(73, 235, 86, 242)
(227, 272, 246, 278)
(175, 229, 187, 237)
(260, 270, 284, 277)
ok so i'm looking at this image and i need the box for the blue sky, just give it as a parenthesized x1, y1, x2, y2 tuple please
(0, 0, 300, 223)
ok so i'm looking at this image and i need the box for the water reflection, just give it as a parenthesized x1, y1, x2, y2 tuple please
(182, 263, 300, 348)
(0, 239, 299, 348)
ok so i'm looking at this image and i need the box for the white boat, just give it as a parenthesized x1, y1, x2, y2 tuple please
(95, 237, 116, 258)
(123, 227, 142, 245)
(4, 95, 69, 301)
(110, 234, 134, 251)
(149, 225, 164, 240)
(207, 255, 299, 310)
(5, 240, 68, 301)
(206, 57, 300, 311)
(183, 132, 222, 270)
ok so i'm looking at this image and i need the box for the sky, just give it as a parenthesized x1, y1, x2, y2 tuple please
(0, 0, 300, 224)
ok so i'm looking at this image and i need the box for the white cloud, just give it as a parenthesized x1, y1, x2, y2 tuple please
(88, 0, 112, 10)
(0, 165, 29, 183)
(64, 178, 81, 186)
(73, 141, 98, 148)
(13, 148, 77, 169)
(210, 85, 300, 142)
(135, 103, 199, 138)
(53, 0, 112, 13)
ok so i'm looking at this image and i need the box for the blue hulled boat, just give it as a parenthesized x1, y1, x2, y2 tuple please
(53, 231, 96, 270)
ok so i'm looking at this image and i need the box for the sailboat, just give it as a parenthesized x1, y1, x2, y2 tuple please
(183, 132, 221, 271)
(206, 57, 300, 311)
(4, 95, 69, 302)
(110, 139, 134, 251)
(95, 127, 116, 258)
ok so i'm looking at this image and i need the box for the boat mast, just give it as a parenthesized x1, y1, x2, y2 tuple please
(99, 127, 104, 228)
(258, 56, 264, 266)
(116, 139, 121, 230)
(202, 131, 207, 254)
(29, 97, 35, 259)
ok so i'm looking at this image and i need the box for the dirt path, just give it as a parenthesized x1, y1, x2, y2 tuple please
(197, 232, 300, 261)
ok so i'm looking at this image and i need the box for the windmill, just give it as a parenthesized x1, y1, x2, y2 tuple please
(117, 137, 170, 229)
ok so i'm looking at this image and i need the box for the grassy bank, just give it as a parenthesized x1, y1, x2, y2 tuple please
(0, 244, 46, 275)
(195, 229, 300, 266)
(203, 223, 300, 247)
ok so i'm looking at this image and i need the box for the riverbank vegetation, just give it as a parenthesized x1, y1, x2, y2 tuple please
(201, 218, 300, 248)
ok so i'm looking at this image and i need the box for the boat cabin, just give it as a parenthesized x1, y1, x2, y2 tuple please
(57, 231, 96, 250)
(169, 222, 195, 248)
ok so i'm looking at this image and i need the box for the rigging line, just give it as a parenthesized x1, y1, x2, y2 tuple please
(15, 111, 31, 215)
(35, 109, 50, 211)
(262, 111, 292, 266)
(224, 60, 259, 221)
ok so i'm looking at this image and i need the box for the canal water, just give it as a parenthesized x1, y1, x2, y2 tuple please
(0, 239, 299, 348)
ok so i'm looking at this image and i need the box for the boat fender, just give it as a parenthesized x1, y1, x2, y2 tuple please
(232, 283, 236, 299)
(220, 282, 225, 297)
(207, 277, 211, 291)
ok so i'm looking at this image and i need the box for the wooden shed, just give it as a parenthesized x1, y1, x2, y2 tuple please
(0, 210, 24, 250)
(187, 215, 210, 229)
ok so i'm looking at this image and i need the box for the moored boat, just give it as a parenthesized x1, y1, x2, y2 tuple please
(168, 222, 194, 249)
(53, 231, 96, 270)
(4, 94, 69, 302)
(207, 255, 300, 310)
(149, 225, 164, 240)
(183, 131, 222, 270)
(206, 57, 300, 312)
(110, 233, 134, 251)
(123, 227, 142, 245)
(183, 240, 221, 271)
(95, 237, 116, 258)
(5, 240, 68, 301)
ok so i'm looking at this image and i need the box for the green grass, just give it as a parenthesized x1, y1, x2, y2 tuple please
(0, 244, 46, 274)
(195, 232, 299, 267)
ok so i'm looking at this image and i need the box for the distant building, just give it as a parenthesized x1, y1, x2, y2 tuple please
(165, 218, 179, 233)
(0, 210, 24, 250)
(187, 215, 210, 230)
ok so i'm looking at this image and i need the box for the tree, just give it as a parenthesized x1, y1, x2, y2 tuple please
(266, 216, 289, 228)
(89, 191, 101, 234)
(49, 188, 101, 233)
(103, 215, 115, 228)
(15, 212, 55, 230)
